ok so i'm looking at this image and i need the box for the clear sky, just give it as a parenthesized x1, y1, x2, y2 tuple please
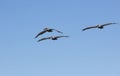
(0, 0, 120, 76)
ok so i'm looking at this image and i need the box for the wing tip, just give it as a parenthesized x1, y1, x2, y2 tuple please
(82, 29, 86, 31)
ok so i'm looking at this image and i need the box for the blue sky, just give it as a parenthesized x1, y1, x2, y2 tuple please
(0, 0, 120, 76)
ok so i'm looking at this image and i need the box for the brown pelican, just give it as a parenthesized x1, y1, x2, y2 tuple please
(37, 36, 69, 42)
(82, 23, 117, 31)
(35, 28, 63, 38)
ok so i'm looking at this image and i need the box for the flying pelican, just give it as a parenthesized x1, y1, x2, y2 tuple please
(82, 23, 117, 31)
(37, 36, 69, 42)
(35, 28, 63, 38)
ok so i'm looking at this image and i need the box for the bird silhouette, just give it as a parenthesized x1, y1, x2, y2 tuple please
(37, 36, 69, 42)
(82, 23, 117, 31)
(35, 28, 63, 38)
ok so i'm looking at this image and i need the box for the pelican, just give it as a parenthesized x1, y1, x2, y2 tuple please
(37, 36, 69, 42)
(82, 23, 117, 31)
(35, 28, 63, 38)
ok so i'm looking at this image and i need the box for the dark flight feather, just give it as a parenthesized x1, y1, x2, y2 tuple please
(52, 29, 63, 34)
(37, 37, 51, 42)
(82, 26, 98, 31)
(35, 30, 46, 38)
(100, 23, 117, 27)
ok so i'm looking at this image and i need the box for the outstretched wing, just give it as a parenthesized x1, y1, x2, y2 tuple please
(35, 30, 46, 38)
(55, 36, 69, 38)
(37, 37, 51, 42)
(101, 23, 117, 27)
(52, 29, 63, 34)
(82, 25, 98, 31)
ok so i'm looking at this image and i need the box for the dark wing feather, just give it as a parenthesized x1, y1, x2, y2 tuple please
(55, 36, 69, 38)
(37, 37, 51, 42)
(82, 25, 98, 31)
(52, 29, 63, 34)
(100, 23, 117, 27)
(35, 30, 46, 38)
